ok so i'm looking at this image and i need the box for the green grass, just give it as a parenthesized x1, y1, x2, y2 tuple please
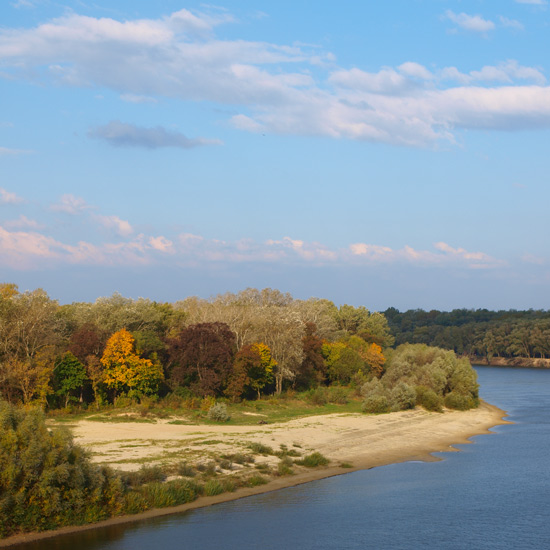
(295, 452, 330, 467)
(48, 389, 364, 428)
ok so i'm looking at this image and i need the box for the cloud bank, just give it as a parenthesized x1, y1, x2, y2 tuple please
(0, 9, 549, 147)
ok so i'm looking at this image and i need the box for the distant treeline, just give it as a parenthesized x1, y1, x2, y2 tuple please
(384, 307, 550, 362)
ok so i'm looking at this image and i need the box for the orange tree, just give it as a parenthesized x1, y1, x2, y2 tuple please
(100, 329, 164, 402)
(226, 342, 275, 400)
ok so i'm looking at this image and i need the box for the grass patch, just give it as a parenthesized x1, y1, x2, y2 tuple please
(247, 442, 275, 455)
(245, 474, 269, 487)
(295, 452, 329, 467)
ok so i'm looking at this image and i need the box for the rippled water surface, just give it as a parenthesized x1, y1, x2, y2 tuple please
(16, 367, 550, 550)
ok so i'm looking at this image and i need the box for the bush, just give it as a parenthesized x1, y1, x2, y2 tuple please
(306, 387, 328, 405)
(415, 386, 443, 412)
(362, 395, 390, 414)
(390, 382, 416, 411)
(174, 461, 196, 477)
(327, 386, 349, 404)
(246, 474, 268, 487)
(123, 465, 166, 487)
(207, 403, 231, 422)
(0, 400, 126, 537)
(247, 442, 275, 455)
(138, 479, 200, 508)
(276, 456, 294, 476)
(444, 392, 478, 411)
(204, 479, 224, 496)
(295, 452, 329, 467)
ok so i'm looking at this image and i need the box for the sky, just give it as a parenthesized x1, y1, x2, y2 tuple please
(1, 0, 550, 311)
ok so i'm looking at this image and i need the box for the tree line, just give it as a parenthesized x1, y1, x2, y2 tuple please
(384, 307, 550, 362)
(0, 284, 394, 408)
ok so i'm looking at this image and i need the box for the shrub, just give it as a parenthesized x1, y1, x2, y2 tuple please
(138, 479, 200, 508)
(204, 479, 224, 496)
(276, 456, 294, 476)
(295, 452, 329, 467)
(306, 387, 328, 405)
(444, 392, 478, 411)
(247, 442, 275, 455)
(362, 395, 390, 414)
(0, 400, 127, 537)
(174, 462, 196, 477)
(390, 382, 416, 411)
(246, 474, 268, 487)
(207, 403, 231, 422)
(415, 386, 443, 412)
(328, 386, 349, 404)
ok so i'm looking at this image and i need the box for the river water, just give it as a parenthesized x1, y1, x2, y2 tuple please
(14, 366, 550, 550)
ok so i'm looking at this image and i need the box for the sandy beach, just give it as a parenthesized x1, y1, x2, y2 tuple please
(1, 402, 509, 547)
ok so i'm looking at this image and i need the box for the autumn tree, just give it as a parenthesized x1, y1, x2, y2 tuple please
(68, 323, 107, 362)
(226, 343, 275, 400)
(0, 287, 64, 404)
(295, 322, 326, 389)
(100, 329, 164, 402)
(168, 323, 236, 397)
(322, 341, 365, 384)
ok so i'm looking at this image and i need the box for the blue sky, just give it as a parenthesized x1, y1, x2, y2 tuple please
(1, 0, 549, 310)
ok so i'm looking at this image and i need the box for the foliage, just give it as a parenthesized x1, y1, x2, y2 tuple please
(0, 400, 125, 537)
(52, 352, 88, 407)
(207, 403, 231, 422)
(168, 322, 236, 397)
(226, 343, 275, 400)
(295, 452, 329, 467)
(415, 385, 443, 412)
(365, 344, 479, 412)
(322, 341, 365, 384)
(361, 395, 391, 414)
(390, 382, 416, 411)
(385, 307, 550, 360)
(100, 329, 164, 402)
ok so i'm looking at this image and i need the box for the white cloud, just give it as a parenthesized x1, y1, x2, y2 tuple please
(148, 235, 175, 253)
(1, 10, 550, 148)
(398, 62, 433, 80)
(469, 60, 545, 85)
(96, 214, 134, 237)
(88, 120, 222, 149)
(515, 0, 547, 5)
(51, 194, 89, 214)
(0, 187, 23, 204)
(4, 215, 42, 229)
(498, 16, 524, 30)
(0, 221, 506, 272)
(444, 10, 495, 33)
(329, 67, 412, 95)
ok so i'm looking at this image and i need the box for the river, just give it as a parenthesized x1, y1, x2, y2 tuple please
(13, 366, 550, 549)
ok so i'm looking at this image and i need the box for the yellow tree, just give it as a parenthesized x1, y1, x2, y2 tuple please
(364, 343, 386, 378)
(100, 329, 164, 401)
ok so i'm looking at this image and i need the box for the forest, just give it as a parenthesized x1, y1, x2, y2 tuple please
(385, 307, 550, 362)
(0, 283, 394, 408)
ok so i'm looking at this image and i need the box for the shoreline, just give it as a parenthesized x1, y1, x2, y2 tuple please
(0, 401, 510, 547)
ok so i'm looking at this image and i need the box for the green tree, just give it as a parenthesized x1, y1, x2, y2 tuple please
(53, 352, 88, 407)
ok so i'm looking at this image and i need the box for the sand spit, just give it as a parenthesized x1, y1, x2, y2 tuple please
(0, 402, 509, 547)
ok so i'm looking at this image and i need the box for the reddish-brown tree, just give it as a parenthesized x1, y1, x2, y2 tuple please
(168, 322, 236, 397)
